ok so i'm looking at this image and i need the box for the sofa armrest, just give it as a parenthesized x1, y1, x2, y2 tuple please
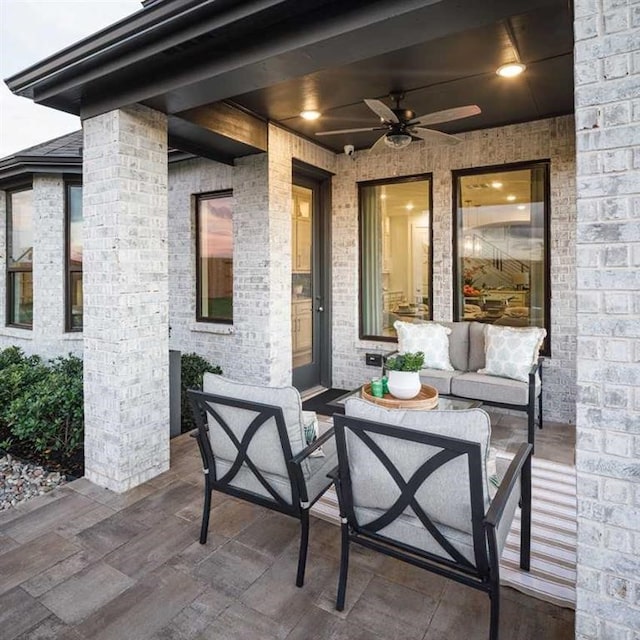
(290, 426, 335, 466)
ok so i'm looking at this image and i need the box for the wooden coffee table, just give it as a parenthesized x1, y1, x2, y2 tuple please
(327, 387, 481, 414)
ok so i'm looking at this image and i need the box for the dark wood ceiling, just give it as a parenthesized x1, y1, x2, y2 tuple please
(228, 2, 574, 152)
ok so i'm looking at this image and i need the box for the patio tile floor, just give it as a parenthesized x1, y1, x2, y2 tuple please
(0, 429, 574, 640)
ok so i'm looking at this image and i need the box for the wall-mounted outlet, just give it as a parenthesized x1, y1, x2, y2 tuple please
(365, 353, 383, 367)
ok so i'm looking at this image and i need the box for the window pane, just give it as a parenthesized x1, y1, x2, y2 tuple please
(198, 193, 233, 322)
(69, 272, 83, 330)
(456, 165, 548, 340)
(360, 178, 431, 338)
(9, 272, 33, 326)
(69, 185, 83, 267)
(9, 190, 33, 267)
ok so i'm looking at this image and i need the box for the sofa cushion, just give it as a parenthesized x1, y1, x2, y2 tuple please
(451, 371, 540, 406)
(468, 322, 486, 372)
(394, 321, 454, 371)
(479, 325, 546, 382)
(418, 368, 464, 395)
(437, 321, 470, 372)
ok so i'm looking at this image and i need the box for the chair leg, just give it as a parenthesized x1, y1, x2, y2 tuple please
(538, 389, 543, 430)
(520, 455, 532, 572)
(199, 480, 212, 545)
(336, 521, 350, 611)
(489, 584, 500, 640)
(527, 406, 535, 454)
(296, 510, 310, 588)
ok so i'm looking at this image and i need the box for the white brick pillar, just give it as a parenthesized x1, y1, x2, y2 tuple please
(32, 175, 66, 355)
(82, 105, 169, 492)
(0, 190, 5, 328)
(574, 0, 640, 637)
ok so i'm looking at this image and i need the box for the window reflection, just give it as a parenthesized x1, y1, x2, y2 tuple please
(455, 164, 549, 345)
(360, 177, 432, 339)
(197, 192, 233, 322)
(7, 189, 33, 327)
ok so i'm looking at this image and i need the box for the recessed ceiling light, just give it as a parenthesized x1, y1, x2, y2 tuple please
(517, 204, 526, 210)
(506, 194, 517, 202)
(300, 110, 321, 121)
(380, 194, 387, 200)
(406, 203, 414, 211)
(496, 62, 526, 78)
(490, 181, 503, 189)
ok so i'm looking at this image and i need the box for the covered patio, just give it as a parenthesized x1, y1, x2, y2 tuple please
(0, 422, 574, 640)
(2, 0, 638, 637)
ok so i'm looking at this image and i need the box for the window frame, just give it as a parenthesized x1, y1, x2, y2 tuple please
(452, 160, 551, 355)
(65, 179, 83, 333)
(6, 185, 34, 329)
(195, 189, 234, 324)
(358, 173, 434, 343)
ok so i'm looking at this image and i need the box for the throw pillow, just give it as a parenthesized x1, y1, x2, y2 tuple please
(479, 324, 546, 382)
(393, 321, 454, 371)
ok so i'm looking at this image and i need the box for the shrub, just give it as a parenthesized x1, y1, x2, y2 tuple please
(181, 353, 222, 433)
(0, 345, 26, 371)
(0, 354, 47, 427)
(6, 355, 84, 462)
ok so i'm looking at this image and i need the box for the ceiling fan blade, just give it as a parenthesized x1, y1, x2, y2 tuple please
(364, 99, 399, 123)
(369, 133, 390, 152)
(411, 105, 481, 126)
(412, 127, 463, 145)
(315, 126, 381, 136)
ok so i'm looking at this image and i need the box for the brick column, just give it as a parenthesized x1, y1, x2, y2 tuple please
(0, 190, 5, 328)
(83, 105, 169, 492)
(32, 175, 66, 356)
(574, 1, 640, 637)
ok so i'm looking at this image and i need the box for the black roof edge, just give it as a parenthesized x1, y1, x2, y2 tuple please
(5, 0, 288, 100)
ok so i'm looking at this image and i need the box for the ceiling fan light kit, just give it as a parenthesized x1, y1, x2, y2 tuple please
(315, 92, 481, 151)
(384, 133, 412, 149)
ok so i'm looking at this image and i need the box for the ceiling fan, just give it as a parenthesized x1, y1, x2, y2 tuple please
(316, 92, 481, 151)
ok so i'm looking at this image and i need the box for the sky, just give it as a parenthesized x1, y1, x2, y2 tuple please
(0, 0, 142, 158)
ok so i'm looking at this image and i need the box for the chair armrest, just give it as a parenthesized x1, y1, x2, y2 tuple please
(528, 357, 542, 379)
(326, 465, 339, 482)
(484, 442, 532, 529)
(290, 426, 335, 466)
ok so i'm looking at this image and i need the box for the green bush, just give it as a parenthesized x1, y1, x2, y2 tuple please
(0, 354, 47, 427)
(181, 353, 222, 433)
(0, 345, 26, 371)
(4, 353, 84, 463)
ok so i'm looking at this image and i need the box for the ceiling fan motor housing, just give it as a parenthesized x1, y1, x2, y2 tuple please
(392, 108, 415, 123)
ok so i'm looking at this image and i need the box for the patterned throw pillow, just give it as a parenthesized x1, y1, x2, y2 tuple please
(479, 324, 546, 382)
(393, 321, 454, 371)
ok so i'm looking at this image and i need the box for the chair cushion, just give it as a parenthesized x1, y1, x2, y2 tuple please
(418, 368, 464, 395)
(479, 325, 546, 382)
(394, 321, 454, 371)
(451, 371, 540, 406)
(354, 506, 476, 564)
(344, 397, 492, 534)
(202, 373, 309, 478)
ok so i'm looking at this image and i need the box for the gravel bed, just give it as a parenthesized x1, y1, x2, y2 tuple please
(0, 453, 66, 511)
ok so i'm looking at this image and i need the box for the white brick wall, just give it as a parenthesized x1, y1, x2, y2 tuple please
(167, 125, 335, 386)
(0, 177, 83, 359)
(574, 0, 640, 637)
(83, 105, 170, 492)
(331, 116, 577, 424)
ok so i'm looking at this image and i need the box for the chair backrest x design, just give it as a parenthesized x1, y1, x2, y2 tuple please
(189, 389, 302, 514)
(335, 408, 493, 577)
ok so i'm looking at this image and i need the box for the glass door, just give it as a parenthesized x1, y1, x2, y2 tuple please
(292, 171, 330, 391)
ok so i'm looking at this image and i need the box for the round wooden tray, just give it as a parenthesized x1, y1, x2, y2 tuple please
(361, 383, 439, 410)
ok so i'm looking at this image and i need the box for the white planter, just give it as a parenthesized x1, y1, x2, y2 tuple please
(387, 370, 421, 400)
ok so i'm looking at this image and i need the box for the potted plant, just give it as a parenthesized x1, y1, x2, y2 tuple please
(384, 351, 424, 399)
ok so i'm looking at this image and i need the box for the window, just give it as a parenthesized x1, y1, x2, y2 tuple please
(66, 183, 83, 331)
(7, 188, 34, 328)
(359, 175, 432, 340)
(453, 161, 550, 351)
(196, 191, 233, 323)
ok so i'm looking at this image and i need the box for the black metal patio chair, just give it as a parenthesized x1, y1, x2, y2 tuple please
(188, 375, 337, 587)
(330, 398, 532, 640)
